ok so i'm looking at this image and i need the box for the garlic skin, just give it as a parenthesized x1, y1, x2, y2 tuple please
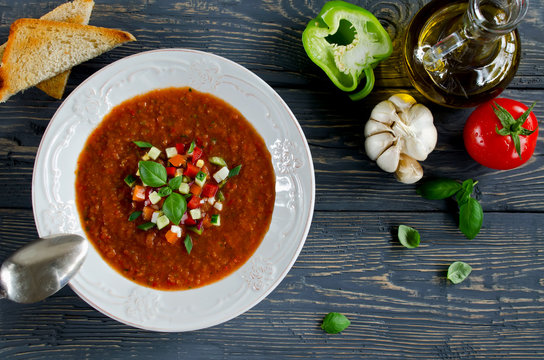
(364, 94, 437, 184)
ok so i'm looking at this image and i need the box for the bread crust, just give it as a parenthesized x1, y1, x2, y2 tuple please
(0, 18, 135, 102)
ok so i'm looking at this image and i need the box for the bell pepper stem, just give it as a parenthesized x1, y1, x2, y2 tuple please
(348, 67, 375, 101)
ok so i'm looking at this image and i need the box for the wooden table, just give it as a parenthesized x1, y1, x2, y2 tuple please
(1, 0, 543, 358)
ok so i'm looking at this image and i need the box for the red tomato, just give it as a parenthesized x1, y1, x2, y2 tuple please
(463, 98, 538, 170)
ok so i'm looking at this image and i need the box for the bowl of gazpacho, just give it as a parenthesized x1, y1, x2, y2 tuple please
(32, 49, 315, 331)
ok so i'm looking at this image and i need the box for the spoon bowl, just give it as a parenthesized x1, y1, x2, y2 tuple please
(0, 234, 87, 303)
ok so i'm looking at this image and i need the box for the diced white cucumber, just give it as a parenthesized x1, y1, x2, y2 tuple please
(179, 183, 190, 194)
(165, 147, 178, 158)
(149, 191, 161, 204)
(175, 168, 184, 177)
(207, 197, 215, 205)
(214, 202, 223, 211)
(213, 166, 229, 183)
(196, 159, 205, 168)
(151, 211, 162, 224)
(148, 146, 161, 160)
(189, 208, 202, 220)
(156, 215, 169, 230)
(141, 153, 150, 161)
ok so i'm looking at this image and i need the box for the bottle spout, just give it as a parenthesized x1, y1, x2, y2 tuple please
(422, 31, 466, 71)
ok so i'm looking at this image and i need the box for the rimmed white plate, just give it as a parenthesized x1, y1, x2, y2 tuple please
(32, 49, 315, 332)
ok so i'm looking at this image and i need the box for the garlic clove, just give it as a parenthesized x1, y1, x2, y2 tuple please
(364, 119, 394, 137)
(388, 94, 417, 113)
(395, 153, 423, 184)
(376, 142, 400, 173)
(369, 100, 398, 125)
(364, 132, 395, 161)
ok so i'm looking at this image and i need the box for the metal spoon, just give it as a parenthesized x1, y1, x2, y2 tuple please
(0, 234, 87, 303)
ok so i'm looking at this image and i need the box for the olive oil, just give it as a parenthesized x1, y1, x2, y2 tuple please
(404, 0, 523, 108)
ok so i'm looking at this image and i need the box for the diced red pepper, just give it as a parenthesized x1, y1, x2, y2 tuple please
(187, 195, 201, 209)
(166, 166, 176, 177)
(175, 143, 185, 154)
(202, 183, 218, 198)
(191, 147, 203, 163)
(184, 163, 199, 178)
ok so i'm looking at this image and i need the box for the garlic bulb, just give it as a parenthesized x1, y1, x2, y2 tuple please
(364, 94, 437, 184)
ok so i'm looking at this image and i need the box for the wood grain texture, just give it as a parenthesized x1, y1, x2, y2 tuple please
(0, 0, 543, 358)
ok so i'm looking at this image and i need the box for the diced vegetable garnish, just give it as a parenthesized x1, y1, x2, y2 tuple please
(132, 185, 146, 201)
(149, 191, 161, 204)
(184, 163, 199, 177)
(211, 214, 220, 226)
(189, 184, 202, 196)
(156, 215, 169, 230)
(124, 174, 137, 187)
(187, 195, 201, 209)
(126, 138, 241, 249)
(169, 154, 186, 167)
(165, 230, 178, 244)
(179, 183, 190, 194)
(166, 166, 176, 177)
(141, 153, 151, 161)
(228, 165, 242, 178)
(202, 183, 218, 198)
(209, 156, 227, 166)
(213, 166, 229, 183)
(147, 146, 161, 160)
(137, 222, 155, 230)
(129, 211, 142, 221)
(189, 208, 202, 220)
(195, 171, 207, 187)
(142, 206, 154, 221)
(165, 147, 178, 158)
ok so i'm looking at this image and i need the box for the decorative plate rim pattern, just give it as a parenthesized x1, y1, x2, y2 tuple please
(31, 49, 315, 332)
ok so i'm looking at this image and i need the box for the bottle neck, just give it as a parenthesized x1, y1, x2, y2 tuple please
(464, 0, 528, 40)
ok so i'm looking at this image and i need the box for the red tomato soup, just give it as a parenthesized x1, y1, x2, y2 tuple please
(75, 87, 275, 290)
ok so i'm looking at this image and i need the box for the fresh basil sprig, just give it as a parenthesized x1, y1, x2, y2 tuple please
(417, 178, 483, 239)
(447, 261, 472, 284)
(162, 192, 186, 225)
(321, 312, 350, 334)
(138, 161, 167, 187)
(398, 225, 420, 248)
(168, 176, 183, 190)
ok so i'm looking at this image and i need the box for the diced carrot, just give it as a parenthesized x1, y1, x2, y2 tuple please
(169, 154, 186, 167)
(132, 185, 146, 201)
(190, 184, 202, 196)
(165, 230, 178, 244)
(142, 206, 155, 221)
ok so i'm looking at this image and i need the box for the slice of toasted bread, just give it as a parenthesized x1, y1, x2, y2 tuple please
(0, 0, 95, 99)
(0, 18, 135, 103)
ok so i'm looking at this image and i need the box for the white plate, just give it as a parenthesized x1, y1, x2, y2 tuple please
(32, 49, 315, 332)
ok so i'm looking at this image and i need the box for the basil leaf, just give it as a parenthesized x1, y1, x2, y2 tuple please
(169, 176, 183, 190)
(162, 192, 186, 225)
(158, 186, 172, 197)
(138, 161, 167, 187)
(184, 234, 193, 254)
(455, 179, 474, 206)
(228, 164, 242, 178)
(128, 211, 142, 222)
(137, 222, 155, 231)
(447, 261, 472, 284)
(321, 312, 350, 334)
(459, 197, 483, 239)
(398, 225, 420, 248)
(133, 141, 153, 148)
(417, 179, 462, 200)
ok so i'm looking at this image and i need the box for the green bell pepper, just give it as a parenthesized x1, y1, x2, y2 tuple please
(302, 1, 393, 100)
